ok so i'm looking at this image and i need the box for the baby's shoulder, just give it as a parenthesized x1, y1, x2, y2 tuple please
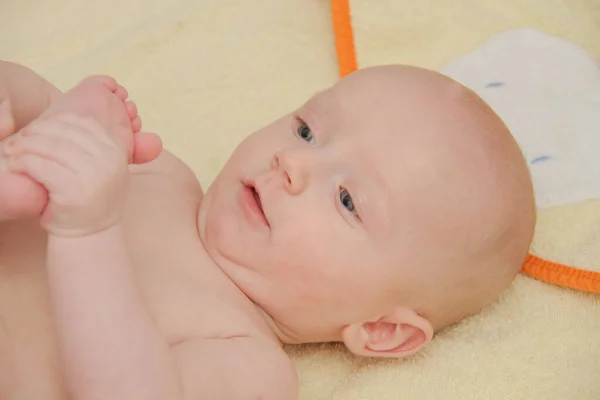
(175, 335, 298, 399)
(129, 149, 194, 178)
(245, 338, 298, 398)
(128, 149, 203, 194)
(231, 336, 298, 391)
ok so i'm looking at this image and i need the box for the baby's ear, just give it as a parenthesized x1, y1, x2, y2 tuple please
(341, 308, 433, 358)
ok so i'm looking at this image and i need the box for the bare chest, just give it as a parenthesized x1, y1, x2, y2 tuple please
(121, 184, 259, 343)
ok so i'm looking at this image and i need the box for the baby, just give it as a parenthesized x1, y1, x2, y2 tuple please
(0, 60, 535, 399)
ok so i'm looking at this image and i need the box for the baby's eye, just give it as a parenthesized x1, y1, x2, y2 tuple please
(339, 187, 358, 217)
(296, 121, 315, 144)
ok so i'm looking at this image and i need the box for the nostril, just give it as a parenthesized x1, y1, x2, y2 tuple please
(274, 152, 297, 190)
(285, 171, 292, 185)
(272, 155, 280, 170)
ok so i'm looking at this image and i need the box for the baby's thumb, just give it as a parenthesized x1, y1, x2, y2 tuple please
(0, 173, 48, 222)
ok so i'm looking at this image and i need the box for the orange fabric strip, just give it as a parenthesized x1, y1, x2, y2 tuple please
(329, 0, 600, 294)
(523, 254, 600, 293)
(331, 0, 358, 78)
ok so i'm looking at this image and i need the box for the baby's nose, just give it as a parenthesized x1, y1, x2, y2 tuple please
(272, 150, 308, 195)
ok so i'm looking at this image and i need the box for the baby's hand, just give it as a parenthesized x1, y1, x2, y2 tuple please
(2, 114, 128, 237)
(0, 74, 162, 222)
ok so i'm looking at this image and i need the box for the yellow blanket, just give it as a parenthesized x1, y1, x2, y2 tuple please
(2, 0, 599, 398)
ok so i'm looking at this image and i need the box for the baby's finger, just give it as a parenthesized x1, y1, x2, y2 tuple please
(3, 130, 95, 172)
(6, 154, 70, 195)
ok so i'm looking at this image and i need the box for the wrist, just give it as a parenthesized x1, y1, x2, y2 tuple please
(46, 216, 123, 239)
(46, 221, 128, 273)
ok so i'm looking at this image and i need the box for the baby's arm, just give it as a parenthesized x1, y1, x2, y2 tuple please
(48, 228, 297, 399)
(15, 124, 295, 400)
(5, 107, 181, 398)
(0, 61, 62, 136)
(48, 225, 297, 399)
(47, 226, 182, 399)
(3, 73, 293, 399)
(0, 62, 62, 221)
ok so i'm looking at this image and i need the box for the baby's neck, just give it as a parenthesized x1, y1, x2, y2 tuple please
(195, 237, 298, 345)
(249, 300, 345, 345)
(252, 306, 307, 345)
(196, 230, 340, 346)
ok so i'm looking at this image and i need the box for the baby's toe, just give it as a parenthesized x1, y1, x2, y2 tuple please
(125, 101, 141, 132)
(125, 101, 138, 119)
(131, 115, 142, 133)
(82, 75, 119, 93)
(114, 85, 129, 101)
(133, 132, 163, 164)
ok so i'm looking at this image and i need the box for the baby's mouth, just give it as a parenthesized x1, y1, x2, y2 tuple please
(243, 181, 270, 227)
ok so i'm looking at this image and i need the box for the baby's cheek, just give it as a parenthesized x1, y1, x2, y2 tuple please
(271, 233, 316, 270)
(280, 221, 331, 253)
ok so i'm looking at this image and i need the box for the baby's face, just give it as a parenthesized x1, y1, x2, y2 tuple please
(198, 81, 413, 334)
(198, 65, 534, 341)
(199, 67, 467, 337)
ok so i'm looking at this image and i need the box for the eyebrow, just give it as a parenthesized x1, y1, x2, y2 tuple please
(302, 93, 337, 127)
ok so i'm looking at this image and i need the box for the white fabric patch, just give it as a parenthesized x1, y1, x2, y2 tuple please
(441, 28, 600, 209)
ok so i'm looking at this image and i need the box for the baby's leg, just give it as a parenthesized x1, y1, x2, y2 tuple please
(0, 61, 62, 138)
(0, 61, 62, 220)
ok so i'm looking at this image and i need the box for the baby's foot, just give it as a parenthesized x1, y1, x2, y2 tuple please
(40, 76, 144, 160)
(0, 76, 162, 221)
(36, 75, 161, 164)
(0, 61, 65, 140)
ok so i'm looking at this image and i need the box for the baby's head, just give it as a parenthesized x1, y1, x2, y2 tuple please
(198, 65, 535, 358)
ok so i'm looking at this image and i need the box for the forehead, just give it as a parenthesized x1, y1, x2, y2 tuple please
(302, 80, 438, 176)
(304, 86, 395, 145)
(304, 74, 446, 142)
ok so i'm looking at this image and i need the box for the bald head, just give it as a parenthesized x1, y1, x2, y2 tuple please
(331, 65, 536, 331)
(206, 64, 536, 352)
